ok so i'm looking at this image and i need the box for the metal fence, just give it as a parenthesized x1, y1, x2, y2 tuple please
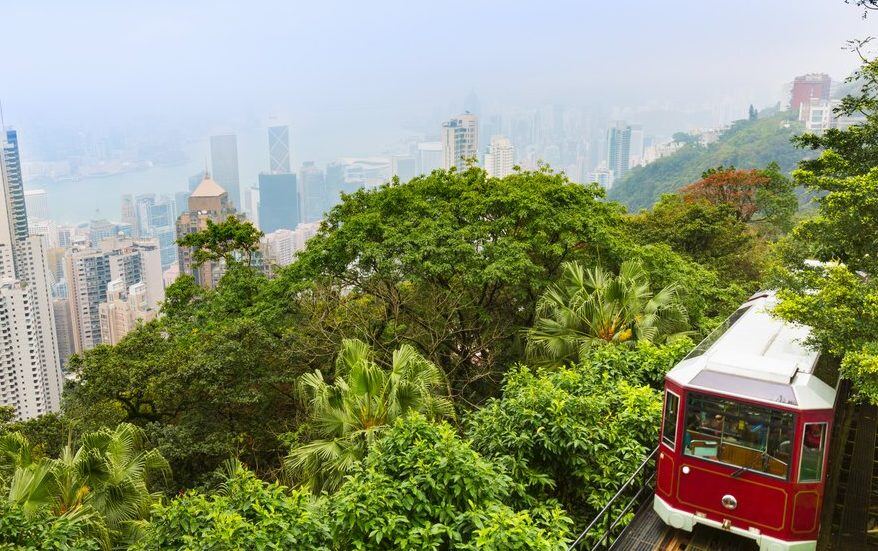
(567, 447, 659, 551)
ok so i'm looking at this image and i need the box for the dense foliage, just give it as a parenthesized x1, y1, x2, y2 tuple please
(609, 114, 807, 210)
(3, 120, 783, 546)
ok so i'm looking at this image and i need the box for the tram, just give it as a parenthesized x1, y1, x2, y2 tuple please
(653, 291, 836, 551)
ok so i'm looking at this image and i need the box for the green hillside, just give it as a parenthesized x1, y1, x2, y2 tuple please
(608, 114, 809, 211)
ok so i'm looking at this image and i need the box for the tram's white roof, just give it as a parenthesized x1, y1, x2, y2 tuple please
(666, 292, 836, 411)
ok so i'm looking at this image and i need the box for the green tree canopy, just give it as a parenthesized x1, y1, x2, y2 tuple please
(177, 216, 263, 267)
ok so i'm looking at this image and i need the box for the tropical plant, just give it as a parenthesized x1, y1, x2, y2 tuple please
(286, 339, 454, 492)
(526, 260, 690, 365)
(0, 423, 169, 548)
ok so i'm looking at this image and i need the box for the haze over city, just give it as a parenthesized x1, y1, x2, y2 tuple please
(1, 1, 871, 173)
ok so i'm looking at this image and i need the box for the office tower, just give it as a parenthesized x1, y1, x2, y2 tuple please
(441, 113, 479, 170)
(300, 162, 326, 222)
(23, 189, 49, 220)
(391, 155, 417, 182)
(66, 237, 164, 352)
(210, 134, 241, 208)
(98, 280, 158, 345)
(258, 173, 298, 233)
(174, 191, 190, 217)
(791, 73, 832, 115)
(417, 142, 443, 174)
(176, 173, 238, 289)
(325, 161, 346, 204)
(607, 121, 632, 181)
(484, 136, 515, 178)
(0, 130, 63, 420)
(628, 125, 644, 168)
(88, 219, 117, 245)
(268, 125, 291, 174)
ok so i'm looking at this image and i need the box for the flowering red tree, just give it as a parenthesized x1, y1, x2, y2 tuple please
(679, 164, 796, 234)
(680, 167, 769, 222)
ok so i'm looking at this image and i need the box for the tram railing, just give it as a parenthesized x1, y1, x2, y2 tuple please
(567, 446, 659, 551)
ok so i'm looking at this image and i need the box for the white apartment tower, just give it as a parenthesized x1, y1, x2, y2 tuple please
(484, 136, 515, 178)
(441, 113, 479, 170)
(66, 237, 164, 353)
(0, 129, 63, 420)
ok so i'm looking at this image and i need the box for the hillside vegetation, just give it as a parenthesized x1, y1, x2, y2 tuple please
(608, 113, 808, 211)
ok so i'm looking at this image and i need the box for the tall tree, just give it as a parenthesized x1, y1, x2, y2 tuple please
(286, 339, 453, 493)
(177, 216, 263, 267)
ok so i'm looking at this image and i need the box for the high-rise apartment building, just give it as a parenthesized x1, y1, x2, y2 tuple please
(258, 172, 298, 234)
(268, 125, 291, 174)
(484, 136, 515, 178)
(176, 173, 239, 289)
(791, 73, 832, 115)
(66, 237, 163, 353)
(0, 129, 63, 420)
(607, 122, 632, 181)
(210, 134, 241, 209)
(98, 280, 158, 345)
(441, 113, 479, 170)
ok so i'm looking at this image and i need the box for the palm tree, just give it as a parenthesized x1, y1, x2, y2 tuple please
(286, 339, 454, 493)
(526, 260, 690, 365)
(0, 423, 169, 548)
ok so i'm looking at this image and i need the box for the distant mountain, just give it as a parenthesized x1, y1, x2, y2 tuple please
(607, 114, 809, 211)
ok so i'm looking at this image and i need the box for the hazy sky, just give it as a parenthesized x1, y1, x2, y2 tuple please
(1, 0, 874, 161)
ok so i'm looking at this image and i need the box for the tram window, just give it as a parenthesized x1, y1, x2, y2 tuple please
(684, 392, 795, 479)
(799, 423, 827, 483)
(662, 391, 680, 449)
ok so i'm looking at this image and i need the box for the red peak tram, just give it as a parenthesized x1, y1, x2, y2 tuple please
(654, 292, 836, 551)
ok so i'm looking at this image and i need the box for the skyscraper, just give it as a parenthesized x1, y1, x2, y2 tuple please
(441, 113, 479, 170)
(0, 130, 63, 420)
(607, 122, 632, 181)
(300, 162, 326, 222)
(628, 125, 644, 168)
(210, 134, 241, 209)
(268, 125, 291, 174)
(258, 172, 299, 233)
(176, 173, 239, 289)
(484, 136, 515, 178)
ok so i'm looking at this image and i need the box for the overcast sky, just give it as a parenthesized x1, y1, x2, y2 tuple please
(0, 0, 873, 159)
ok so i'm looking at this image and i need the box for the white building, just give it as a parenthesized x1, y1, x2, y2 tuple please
(484, 136, 515, 178)
(0, 131, 63, 420)
(23, 189, 49, 220)
(66, 237, 164, 353)
(261, 221, 321, 273)
(441, 113, 479, 170)
(800, 98, 867, 134)
(98, 280, 158, 346)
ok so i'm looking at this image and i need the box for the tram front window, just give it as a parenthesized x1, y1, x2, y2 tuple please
(684, 392, 795, 479)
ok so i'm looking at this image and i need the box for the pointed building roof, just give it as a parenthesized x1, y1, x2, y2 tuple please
(191, 172, 227, 198)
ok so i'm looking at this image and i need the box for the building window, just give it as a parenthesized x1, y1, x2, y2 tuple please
(662, 390, 680, 450)
(799, 422, 827, 483)
(683, 392, 795, 479)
